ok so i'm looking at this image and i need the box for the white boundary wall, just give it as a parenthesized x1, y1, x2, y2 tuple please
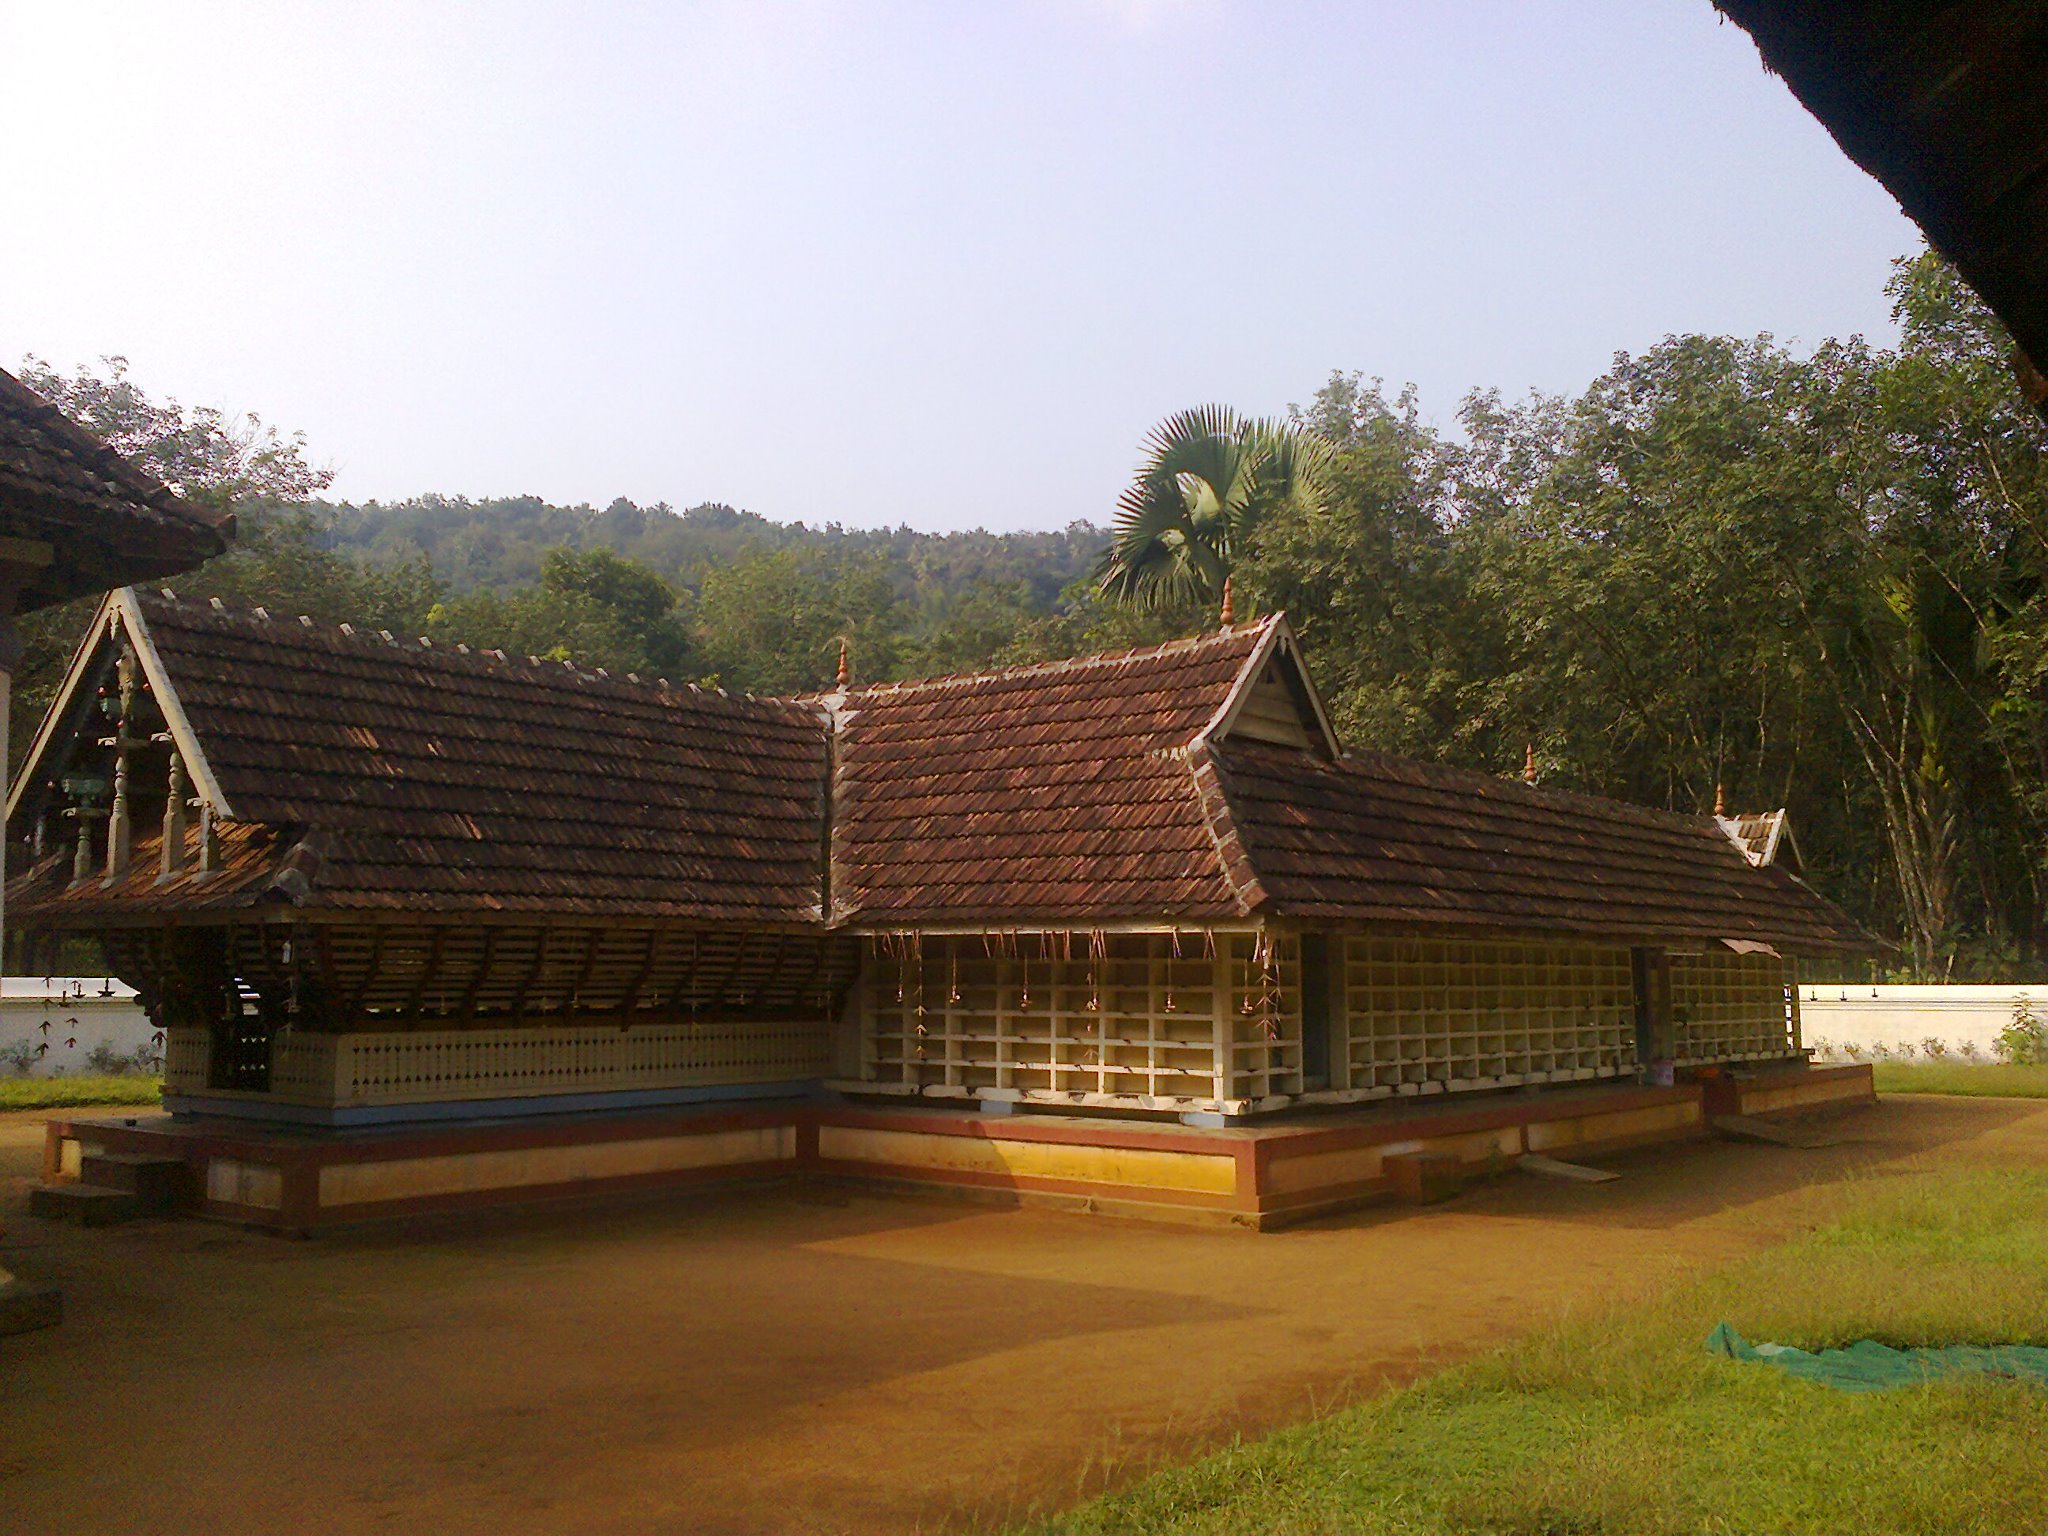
(0, 978, 154, 1078)
(1801, 984, 2039, 1059)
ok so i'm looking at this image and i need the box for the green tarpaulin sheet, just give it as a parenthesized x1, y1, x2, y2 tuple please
(1707, 1323, 2048, 1393)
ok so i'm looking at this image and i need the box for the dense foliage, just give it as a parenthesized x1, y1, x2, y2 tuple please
(17, 251, 2048, 976)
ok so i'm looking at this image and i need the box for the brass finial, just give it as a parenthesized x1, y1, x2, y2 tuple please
(1714, 781, 1727, 817)
(1523, 743, 1537, 784)
(836, 640, 850, 689)
(1219, 576, 1235, 628)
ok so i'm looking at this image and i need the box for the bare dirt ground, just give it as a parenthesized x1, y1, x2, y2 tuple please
(3, 1094, 2043, 1536)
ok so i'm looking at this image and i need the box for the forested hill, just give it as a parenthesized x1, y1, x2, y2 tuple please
(318, 494, 1107, 606)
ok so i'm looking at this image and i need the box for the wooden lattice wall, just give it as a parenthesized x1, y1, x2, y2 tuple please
(1338, 935, 1637, 1096)
(1670, 950, 1800, 1065)
(856, 931, 1303, 1113)
(163, 1018, 830, 1107)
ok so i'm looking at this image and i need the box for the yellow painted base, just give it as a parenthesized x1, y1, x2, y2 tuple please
(317, 1126, 796, 1207)
(817, 1125, 1237, 1196)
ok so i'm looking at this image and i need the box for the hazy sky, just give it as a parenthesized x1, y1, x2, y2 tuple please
(4, 2, 1920, 532)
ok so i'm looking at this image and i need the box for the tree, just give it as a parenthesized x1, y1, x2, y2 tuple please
(1237, 377, 1463, 756)
(17, 354, 331, 509)
(693, 548, 901, 693)
(428, 547, 691, 677)
(1098, 405, 1332, 612)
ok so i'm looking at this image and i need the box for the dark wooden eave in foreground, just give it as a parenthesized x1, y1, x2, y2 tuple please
(1715, 1, 2048, 382)
(0, 368, 232, 611)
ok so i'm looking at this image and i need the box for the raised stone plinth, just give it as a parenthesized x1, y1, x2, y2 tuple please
(42, 1078, 1722, 1234)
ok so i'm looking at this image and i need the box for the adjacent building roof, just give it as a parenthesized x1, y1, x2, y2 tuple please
(1713, 2, 2048, 383)
(0, 369, 232, 611)
(5, 589, 1873, 951)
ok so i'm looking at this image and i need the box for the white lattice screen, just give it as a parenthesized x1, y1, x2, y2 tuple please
(858, 931, 1302, 1111)
(1341, 936, 1636, 1094)
(1670, 951, 1799, 1064)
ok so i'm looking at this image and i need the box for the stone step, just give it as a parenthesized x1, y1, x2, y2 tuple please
(79, 1151, 195, 1211)
(28, 1183, 143, 1226)
(1382, 1149, 1467, 1204)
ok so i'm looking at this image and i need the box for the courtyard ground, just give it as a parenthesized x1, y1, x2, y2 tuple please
(1, 1093, 2040, 1536)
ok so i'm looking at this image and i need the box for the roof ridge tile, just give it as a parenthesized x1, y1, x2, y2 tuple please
(806, 612, 1279, 704)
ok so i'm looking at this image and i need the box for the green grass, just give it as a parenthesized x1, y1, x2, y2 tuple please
(1019, 1166, 2048, 1536)
(1873, 1060, 2048, 1099)
(0, 1075, 162, 1110)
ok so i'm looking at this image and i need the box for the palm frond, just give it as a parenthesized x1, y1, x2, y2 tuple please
(1099, 403, 1335, 612)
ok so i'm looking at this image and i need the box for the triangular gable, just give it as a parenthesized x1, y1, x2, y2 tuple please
(12, 588, 833, 922)
(1715, 808, 1799, 870)
(1197, 615, 1339, 760)
(828, 621, 1273, 926)
(7, 587, 231, 829)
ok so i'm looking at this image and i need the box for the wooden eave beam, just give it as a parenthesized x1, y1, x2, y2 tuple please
(616, 928, 663, 1018)
(460, 926, 500, 1018)
(404, 925, 449, 1020)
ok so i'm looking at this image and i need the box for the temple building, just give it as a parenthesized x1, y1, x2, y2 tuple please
(14, 588, 1874, 1229)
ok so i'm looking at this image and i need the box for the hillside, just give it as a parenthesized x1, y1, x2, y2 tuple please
(319, 495, 1109, 606)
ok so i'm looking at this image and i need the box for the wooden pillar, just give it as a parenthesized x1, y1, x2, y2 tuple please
(104, 649, 140, 879)
(1211, 941, 1235, 1107)
(1328, 934, 1353, 1092)
(70, 807, 92, 882)
(197, 799, 220, 873)
(105, 744, 132, 878)
(161, 752, 189, 875)
(1631, 947, 1674, 1069)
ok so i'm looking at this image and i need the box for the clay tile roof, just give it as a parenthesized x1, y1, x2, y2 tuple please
(113, 590, 827, 921)
(828, 619, 1280, 925)
(9, 593, 1873, 951)
(1212, 743, 1871, 953)
(0, 369, 232, 611)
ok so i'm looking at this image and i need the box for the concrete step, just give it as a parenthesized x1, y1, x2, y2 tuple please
(79, 1151, 194, 1212)
(28, 1183, 143, 1226)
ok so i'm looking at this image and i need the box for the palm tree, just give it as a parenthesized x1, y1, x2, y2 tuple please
(1097, 405, 1332, 612)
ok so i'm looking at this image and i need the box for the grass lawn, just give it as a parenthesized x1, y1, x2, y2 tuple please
(1872, 1060, 2048, 1099)
(0, 1075, 162, 1111)
(1021, 1165, 2048, 1536)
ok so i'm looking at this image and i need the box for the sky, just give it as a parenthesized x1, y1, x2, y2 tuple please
(2, 1, 1922, 532)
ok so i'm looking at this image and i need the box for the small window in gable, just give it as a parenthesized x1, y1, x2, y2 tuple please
(1221, 647, 1333, 757)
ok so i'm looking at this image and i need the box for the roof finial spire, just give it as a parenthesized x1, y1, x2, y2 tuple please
(836, 639, 850, 689)
(1714, 780, 1727, 817)
(1219, 576, 1235, 629)
(1522, 742, 1537, 784)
